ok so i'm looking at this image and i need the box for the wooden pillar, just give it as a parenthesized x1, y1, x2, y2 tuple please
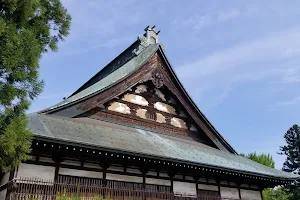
(168, 172, 175, 193)
(143, 175, 146, 189)
(54, 163, 59, 181)
(235, 179, 242, 200)
(215, 177, 222, 198)
(238, 186, 242, 199)
(52, 153, 63, 181)
(5, 168, 16, 200)
(100, 163, 110, 187)
(260, 190, 263, 200)
(193, 176, 199, 196)
(218, 182, 221, 197)
(8, 170, 15, 181)
(140, 167, 149, 190)
(103, 168, 107, 185)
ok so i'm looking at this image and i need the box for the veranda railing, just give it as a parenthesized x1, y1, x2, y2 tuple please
(5, 177, 253, 200)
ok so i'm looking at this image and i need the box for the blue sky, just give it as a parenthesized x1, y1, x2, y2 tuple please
(29, 0, 300, 169)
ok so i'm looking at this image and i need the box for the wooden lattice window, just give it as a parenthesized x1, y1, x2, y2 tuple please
(107, 180, 143, 190)
(146, 111, 157, 121)
(145, 184, 171, 192)
(57, 175, 104, 187)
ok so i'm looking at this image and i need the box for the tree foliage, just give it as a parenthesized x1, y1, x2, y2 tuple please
(279, 124, 300, 200)
(262, 187, 291, 200)
(240, 152, 275, 168)
(241, 152, 291, 200)
(0, 0, 71, 172)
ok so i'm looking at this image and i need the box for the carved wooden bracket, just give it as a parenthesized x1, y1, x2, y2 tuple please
(151, 71, 164, 88)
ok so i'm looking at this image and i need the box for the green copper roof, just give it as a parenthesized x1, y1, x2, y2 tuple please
(28, 113, 298, 180)
(46, 43, 159, 111)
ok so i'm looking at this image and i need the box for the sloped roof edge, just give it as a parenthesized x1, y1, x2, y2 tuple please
(41, 43, 159, 113)
(156, 46, 238, 154)
(69, 40, 140, 97)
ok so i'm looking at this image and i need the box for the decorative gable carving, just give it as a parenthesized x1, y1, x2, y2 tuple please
(104, 81, 188, 128)
(79, 77, 215, 147)
(72, 50, 232, 151)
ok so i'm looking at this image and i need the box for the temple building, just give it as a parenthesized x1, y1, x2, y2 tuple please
(0, 26, 298, 200)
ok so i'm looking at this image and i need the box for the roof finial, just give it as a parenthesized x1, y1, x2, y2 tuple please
(144, 25, 160, 44)
(133, 26, 161, 56)
(144, 25, 150, 31)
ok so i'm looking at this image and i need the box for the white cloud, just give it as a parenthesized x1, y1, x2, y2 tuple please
(174, 27, 300, 107)
(274, 96, 300, 107)
(281, 67, 300, 83)
(217, 9, 241, 21)
(177, 27, 300, 80)
(173, 9, 241, 31)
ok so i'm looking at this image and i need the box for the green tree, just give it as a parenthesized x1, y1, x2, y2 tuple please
(279, 124, 300, 200)
(241, 152, 291, 200)
(0, 0, 71, 172)
(240, 152, 275, 168)
(262, 187, 291, 200)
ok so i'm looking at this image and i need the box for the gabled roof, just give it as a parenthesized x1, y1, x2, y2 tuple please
(44, 43, 159, 111)
(28, 113, 299, 180)
(68, 40, 140, 97)
(31, 28, 300, 181)
(40, 28, 238, 154)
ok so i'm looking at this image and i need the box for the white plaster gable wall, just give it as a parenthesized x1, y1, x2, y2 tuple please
(108, 102, 130, 114)
(220, 187, 239, 199)
(154, 89, 166, 101)
(59, 168, 103, 179)
(156, 113, 166, 123)
(241, 189, 262, 200)
(173, 181, 197, 197)
(135, 85, 148, 94)
(17, 163, 55, 180)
